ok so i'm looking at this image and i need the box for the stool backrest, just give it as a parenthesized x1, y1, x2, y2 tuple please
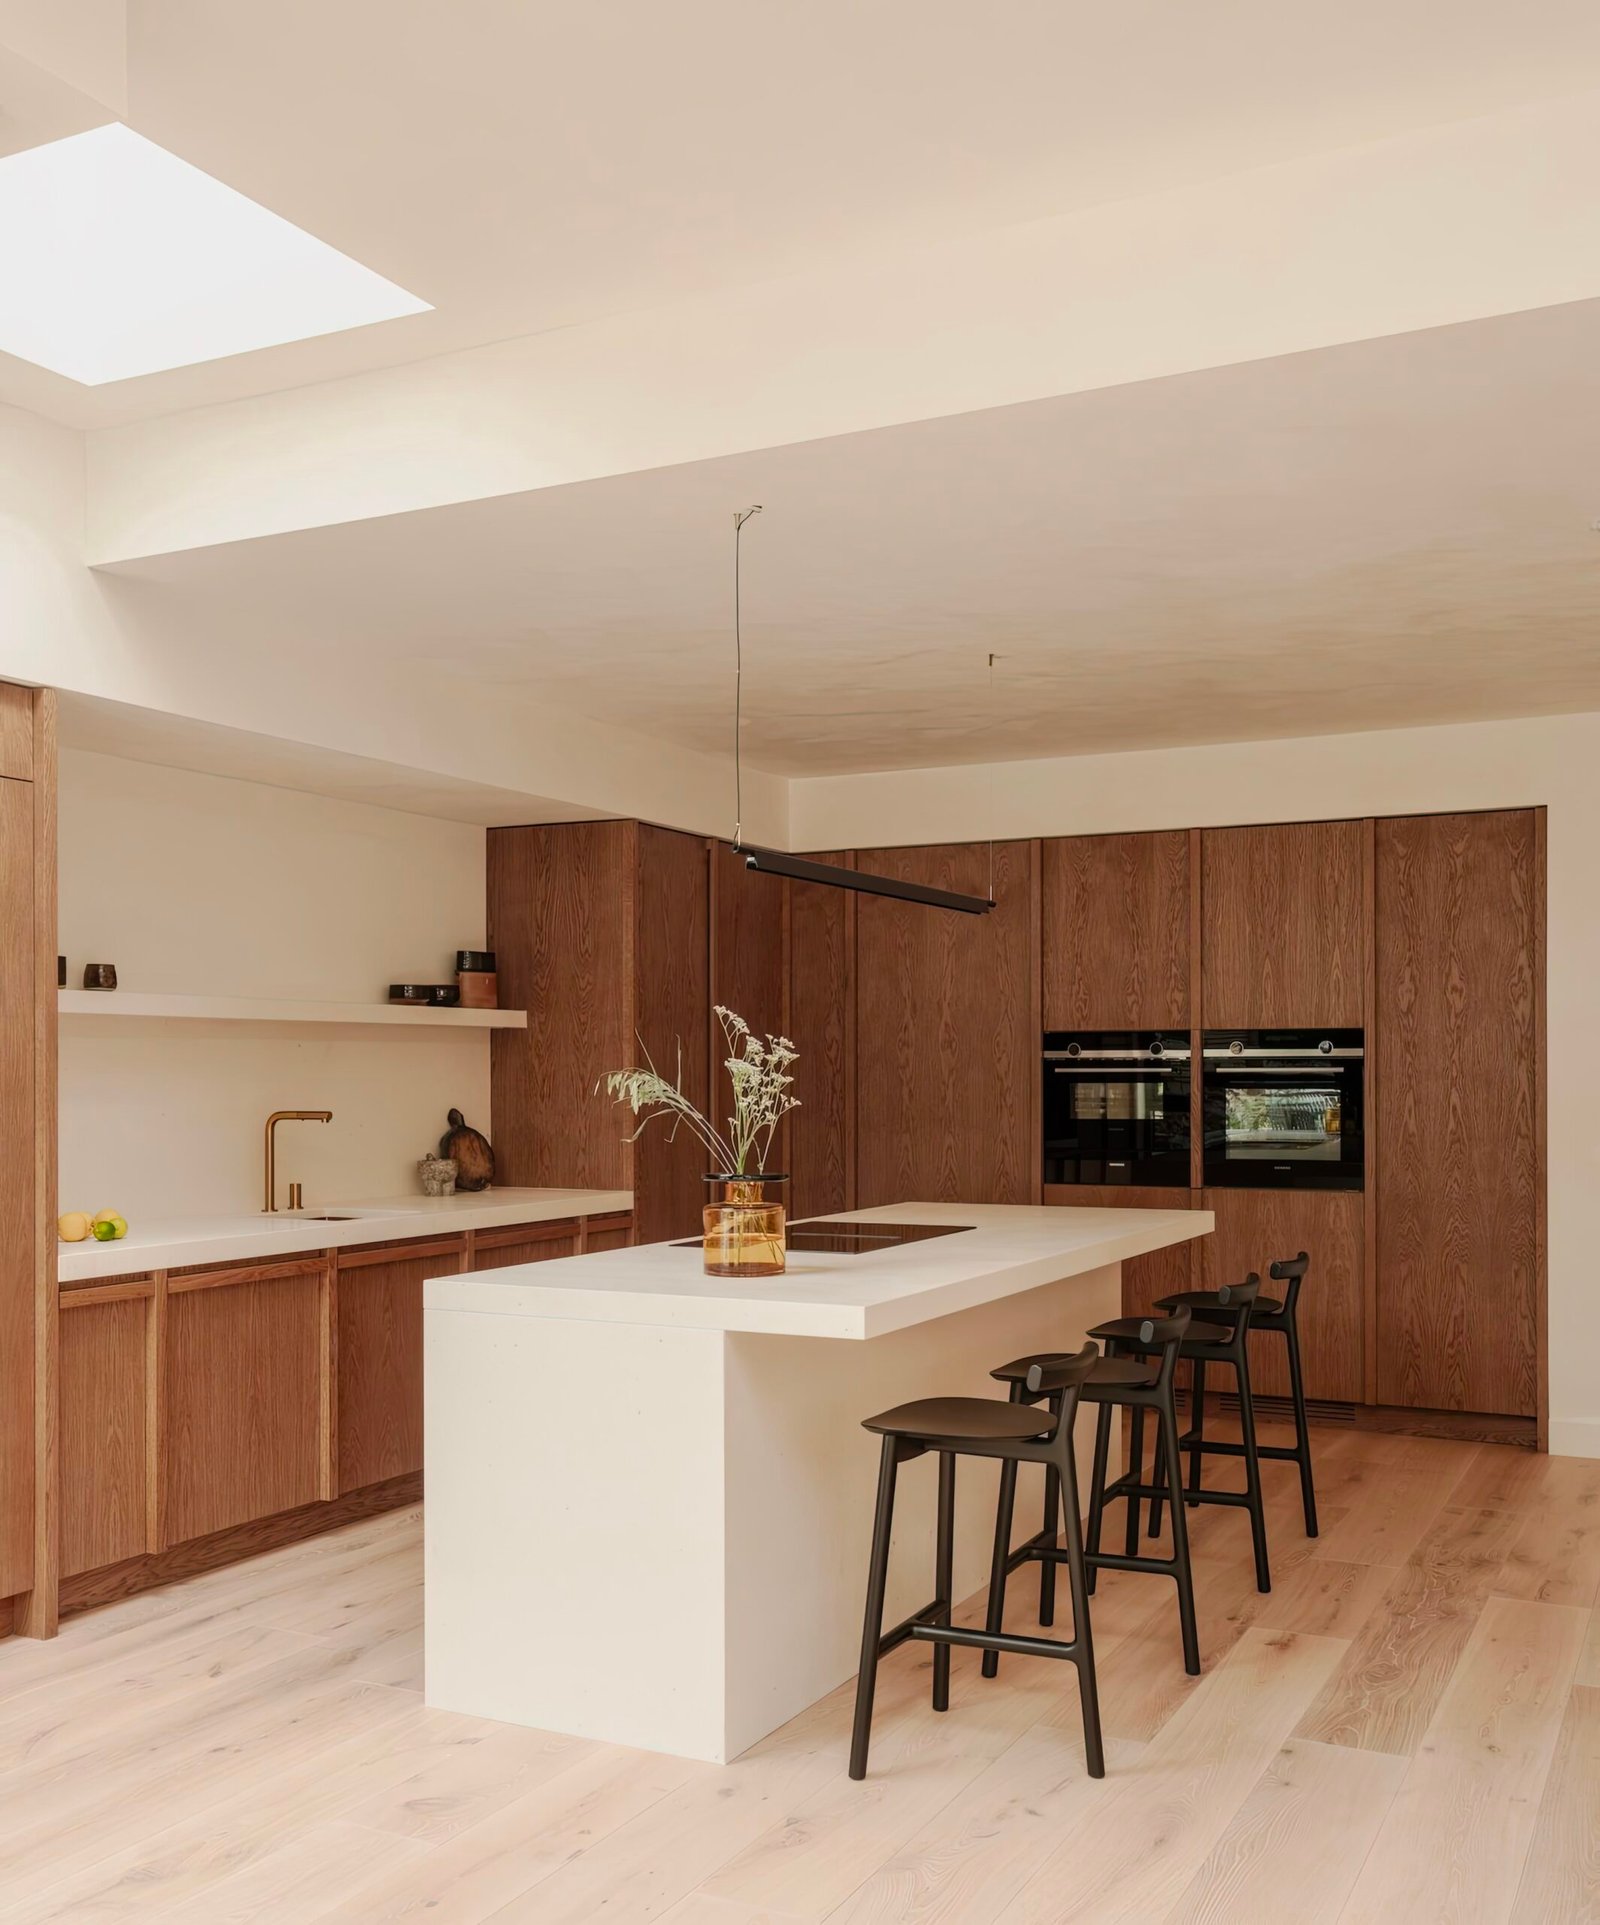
(1024, 1342, 1099, 1441)
(1132, 1304, 1192, 1388)
(1212, 1271, 1262, 1331)
(1268, 1250, 1310, 1316)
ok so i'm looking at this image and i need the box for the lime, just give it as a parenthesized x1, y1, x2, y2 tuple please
(91, 1220, 118, 1241)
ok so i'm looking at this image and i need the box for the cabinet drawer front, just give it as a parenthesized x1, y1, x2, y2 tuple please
(472, 1219, 581, 1270)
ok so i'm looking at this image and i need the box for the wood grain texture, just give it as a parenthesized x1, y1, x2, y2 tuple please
(785, 851, 854, 1222)
(1042, 1186, 1195, 1319)
(163, 1266, 326, 1543)
(59, 1473, 419, 1616)
(0, 682, 33, 780)
(1512, 1684, 1600, 1923)
(632, 824, 711, 1244)
(0, 777, 34, 1600)
(1198, 1187, 1364, 1402)
(1041, 830, 1189, 1029)
(1201, 819, 1364, 1028)
(582, 1214, 634, 1253)
(471, 1224, 582, 1270)
(709, 840, 785, 1051)
(1375, 809, 1539, 1416)
(854, 840, 1036, 1208)
(335, 1253, 429, 1494)
(487, 821, 635, 1192)
(58, 1294, 149, 1579)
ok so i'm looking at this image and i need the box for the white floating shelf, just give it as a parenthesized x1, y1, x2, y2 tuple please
(58, 990, 527, 1030)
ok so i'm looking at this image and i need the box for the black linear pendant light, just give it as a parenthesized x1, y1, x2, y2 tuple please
(727, 506, 995, 916)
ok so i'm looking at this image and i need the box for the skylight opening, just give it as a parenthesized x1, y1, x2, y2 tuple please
(0, 123, 431, 385)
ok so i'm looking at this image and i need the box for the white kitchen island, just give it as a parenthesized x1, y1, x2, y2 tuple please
(423, 1201, 1211, 1762)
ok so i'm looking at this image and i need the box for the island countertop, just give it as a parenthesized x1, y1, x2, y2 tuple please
(422, 1201, 1212, 1339)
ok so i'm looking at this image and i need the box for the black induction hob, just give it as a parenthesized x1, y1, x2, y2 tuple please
(672, 1220, 975, 1256)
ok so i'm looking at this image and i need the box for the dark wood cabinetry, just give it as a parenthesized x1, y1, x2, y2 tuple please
(1198, 1188, 1364, 1402)
(1044, 1185, 1196, 1321)
(1202, 820, 1364, 1027)
(1374, 810, 1540, 1417)
(1042, 831, 1190, 1029)
(335, 1239, 465, 1494)
(633, 825, 713, 1245)
(786, 851, 854, 1221)
(855, 840, 1039, 1208)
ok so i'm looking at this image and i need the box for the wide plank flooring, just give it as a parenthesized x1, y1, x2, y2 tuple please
(5, 1427, 1599, 1923)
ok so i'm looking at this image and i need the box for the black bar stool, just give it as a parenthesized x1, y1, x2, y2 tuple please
(1153, 1252, 1318, 1538)
(850, 1346, 1103, 1782)
(984, 1307, 1202, 1677)
(1137, 1274, 1272, 1593)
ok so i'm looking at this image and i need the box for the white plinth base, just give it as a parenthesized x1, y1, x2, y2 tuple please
(424, 1263, 1120, 1762)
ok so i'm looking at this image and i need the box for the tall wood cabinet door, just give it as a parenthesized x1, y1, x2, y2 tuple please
(710, 841, 785, 1041)
(487, 821, 634, 1192)
(60, 1292, 151, 1577)
(632, 825, 711, 1244)
(1375, 810, 1539, 1416)
(163, 1264, 326, 1543)
(1042, 832, 1189, 1029)
(787, 852, 854, 1221)
(0, 777, 34, 1597)
(1202, 820, 1363, 1028)
(1198, 1189, 1364, 1402)
(855, 841, 1038, 1208)
(337, 1245, 458, 1494)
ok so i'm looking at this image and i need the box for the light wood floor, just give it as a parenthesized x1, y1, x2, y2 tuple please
(5, 1421, 1600, 1923)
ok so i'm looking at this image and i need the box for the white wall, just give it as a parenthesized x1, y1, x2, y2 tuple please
(792, 710, 1600, 1459)
(57, 749, 491, 1217)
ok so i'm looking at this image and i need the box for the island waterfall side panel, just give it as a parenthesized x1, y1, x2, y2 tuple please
(854, 840, 1038, 1208)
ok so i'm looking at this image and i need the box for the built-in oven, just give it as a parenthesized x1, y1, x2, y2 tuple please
(1042, 1031, 1191, 1187)
(1202, 1028, 1365, 1190)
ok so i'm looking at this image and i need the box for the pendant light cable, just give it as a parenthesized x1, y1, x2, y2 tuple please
(732, 504, 762, 847)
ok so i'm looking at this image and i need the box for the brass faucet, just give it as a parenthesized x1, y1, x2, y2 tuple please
(263, 1110, 332, 1212)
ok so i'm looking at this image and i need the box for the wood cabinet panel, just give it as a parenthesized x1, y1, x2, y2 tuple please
(787, 851, 854, 1222)
(1375, 809, 1539, 1416)
(1202, 820, 1364, 1028)
(710, 840, 785, 1042)
(855, 840, 1037, 1208)
(1042, 832, 1189, 1029)
(487, 821, 634, 1192)
(1198, 1188, 1364, 1402)
(0, 776, 34, 1597)
(163, 1265, 326, 1542)
(0, 684, 33, 781)
(472, 1221, 581, 1270)
(583, 1214, 634, 1253)
(60, 1294, 149, 1577)
(336, 1252, 441, 1494)
(1043, 1186, 1196, 1322)
(632, 825, 711, 1244)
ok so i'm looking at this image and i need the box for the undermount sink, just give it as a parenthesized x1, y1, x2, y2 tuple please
(293, 1214, 360, 1221)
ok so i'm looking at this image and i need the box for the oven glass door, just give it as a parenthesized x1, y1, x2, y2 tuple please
(1044, 1064, 1190, 1187)
(1203, 1062, 1363, 1189)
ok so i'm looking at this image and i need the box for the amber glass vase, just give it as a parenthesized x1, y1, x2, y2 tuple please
(702, 1174, 788, 1278)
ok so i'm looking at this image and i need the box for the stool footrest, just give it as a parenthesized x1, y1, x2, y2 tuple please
(877, 1599, 948, 1658)
(909, 1621, 1087, 1665)
(1084, 1548, 1185, 1579)
(1179, 1435, 1309, 1465)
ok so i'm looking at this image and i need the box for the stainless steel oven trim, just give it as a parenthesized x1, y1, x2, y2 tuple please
(1202, 1046, 1362, 1059)
(1044, 1051, 1191, 1063)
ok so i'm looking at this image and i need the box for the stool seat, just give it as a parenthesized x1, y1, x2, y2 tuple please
(1155, 1289, 1286, 1323)
(991, 1353, 1158, 1393)
(1090, 1315, 1231, 1349)
(863, 1398, 1055, 1444)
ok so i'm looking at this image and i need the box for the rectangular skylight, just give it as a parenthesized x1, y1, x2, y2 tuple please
(0, 123, 431, 385)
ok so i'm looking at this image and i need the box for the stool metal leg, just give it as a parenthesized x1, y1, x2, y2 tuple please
(1159, 1395, 1202, 1675)
(1124, 1406, 1146, 1558)
(1057, 1453, 1105, 1779)
(1234, 1347, 1272, 1594)
(933, 1452, 955, 1712)
(1085, 1400, 1112, 1597)
(1188, 1359, 1207, 1505)
(1284, 1322, 1319, 1537)
(1039, 1462, 1060, 1627)
(849, 1437, 901, 1779)
(982, 1452, 1019, 1679)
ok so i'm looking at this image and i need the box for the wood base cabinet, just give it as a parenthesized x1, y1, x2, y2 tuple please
(59, 1284, 153, 1578)
(1198, 1189, 1364, 1403)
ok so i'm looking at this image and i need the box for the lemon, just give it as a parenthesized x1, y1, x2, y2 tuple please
(57, 1212, 91, 1242)
(91, 1220, 118, 1241)
(93, 1210, 128, 1238)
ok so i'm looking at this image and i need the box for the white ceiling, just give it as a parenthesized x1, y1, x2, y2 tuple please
(7, 0, 1600, 424)
(98, 298, 1600, 778)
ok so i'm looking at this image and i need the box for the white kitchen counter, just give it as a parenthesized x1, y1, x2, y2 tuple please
(425, 1201, 1212, 1763)
(57, 1186, 633, 1283)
